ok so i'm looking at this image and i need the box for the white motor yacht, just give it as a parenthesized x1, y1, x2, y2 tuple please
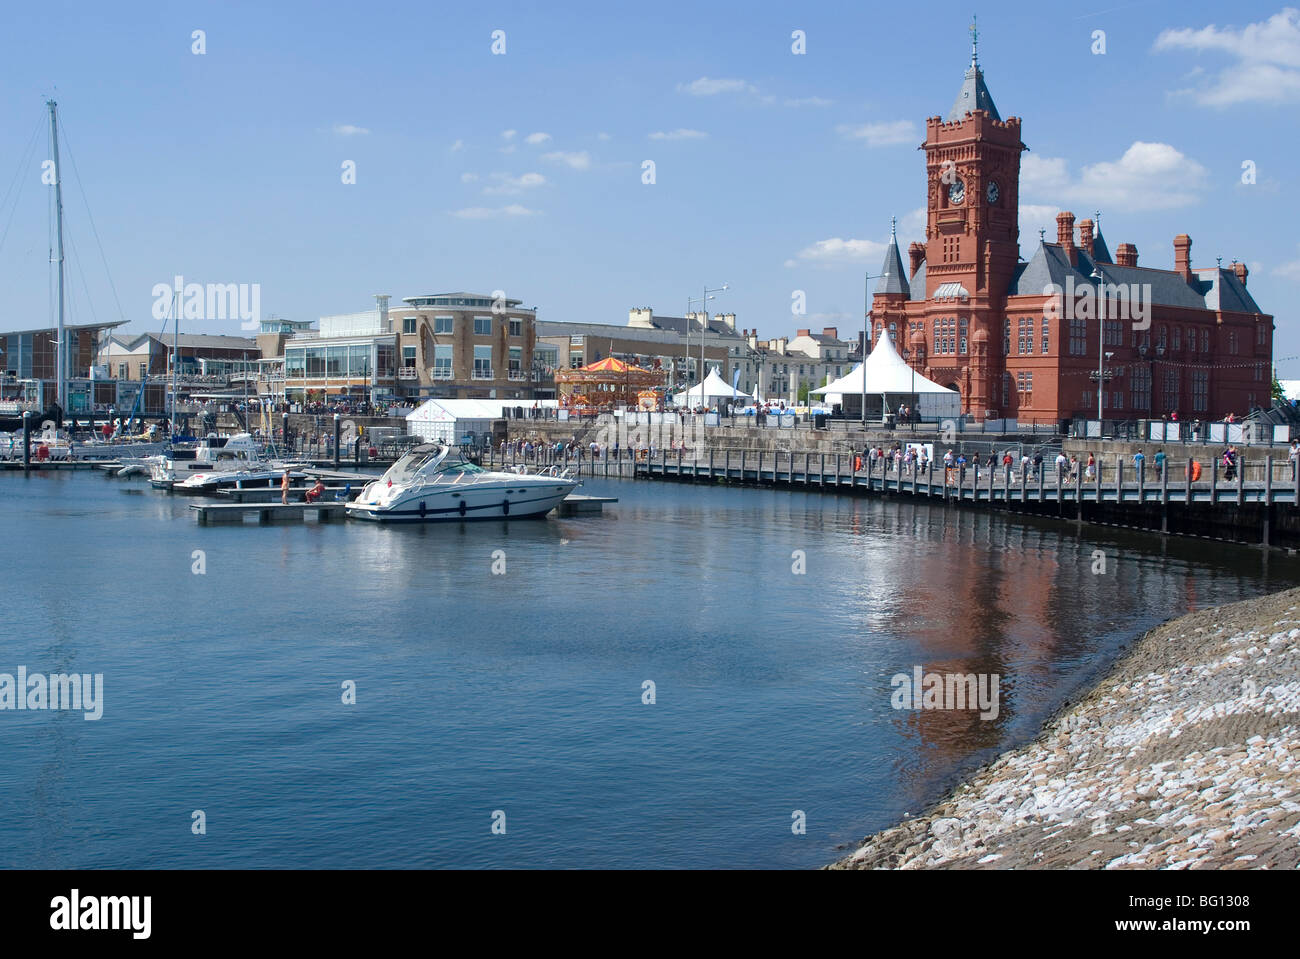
(346, 443, 579, 522)
(149, 432, 274, 489)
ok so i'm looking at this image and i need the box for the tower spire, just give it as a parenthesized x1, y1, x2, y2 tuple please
(970, 14, 979, 67)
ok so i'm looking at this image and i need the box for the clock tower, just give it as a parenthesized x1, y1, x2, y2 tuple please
(919, 21, 1026, 415)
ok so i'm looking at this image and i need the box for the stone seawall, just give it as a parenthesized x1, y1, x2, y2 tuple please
(830, 588, 1300, 869)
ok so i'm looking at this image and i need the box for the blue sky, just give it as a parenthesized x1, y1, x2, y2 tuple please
(1, 0, 1297, 366)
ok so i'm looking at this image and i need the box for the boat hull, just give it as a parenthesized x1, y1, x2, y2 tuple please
(346, 481, 576, 523)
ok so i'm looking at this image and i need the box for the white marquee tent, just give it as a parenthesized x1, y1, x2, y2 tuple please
(407, 398, 557, 444)
(672, 367, 751, 407)
(813, 333, 959, 420)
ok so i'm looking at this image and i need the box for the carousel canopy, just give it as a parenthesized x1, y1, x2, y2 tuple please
(672, 367, 751, 405)
(555, 355, 664, 386)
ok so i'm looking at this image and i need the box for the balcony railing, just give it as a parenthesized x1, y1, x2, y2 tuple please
(472, 369, 494, 380)
(431, 367, 454, 380)
(507, 370, 526, 381)
(398, 367, 420, 380)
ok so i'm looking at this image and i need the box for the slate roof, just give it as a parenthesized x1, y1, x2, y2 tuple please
(947, 64, 1001, 122)
(909, 260, 927, 301)
(646, 314, 743, 338)
(875, 233, 910, 296)
(1007, 242, 1266, 314)
(1091, 230, 1112, 264)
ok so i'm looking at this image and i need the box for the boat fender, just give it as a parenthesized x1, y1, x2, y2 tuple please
(459, 499, 467, 516)
(502, 498, 510, 516)
(419, 500, 427, 518)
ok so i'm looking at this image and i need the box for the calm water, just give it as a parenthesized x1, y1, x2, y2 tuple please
(1, 469, 1295, 869)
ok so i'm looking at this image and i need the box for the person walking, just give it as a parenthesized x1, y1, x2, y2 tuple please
(1153, 448, 1166, 479)
(280, 469, 291, 505)
(1085, 452, 1096, 482)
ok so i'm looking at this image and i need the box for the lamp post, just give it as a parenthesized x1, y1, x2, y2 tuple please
(861, 269, 891, 427)
(1091, 267, 1105, 424)
(686, 284, 728, 409)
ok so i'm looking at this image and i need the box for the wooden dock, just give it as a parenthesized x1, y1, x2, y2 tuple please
(555, 494, 618, 516)
(630, 449, 1300, 547)
(191, 493, 614, 524)
(190, 502, 347, 525)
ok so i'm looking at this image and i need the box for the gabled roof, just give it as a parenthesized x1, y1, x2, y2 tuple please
(645, 314, 742, 338)
(1091, 230, 1113, 264)
(909, 260, 927, 301)
(1197, 267, 1262, 314)
(1008, 241, 1267, 314)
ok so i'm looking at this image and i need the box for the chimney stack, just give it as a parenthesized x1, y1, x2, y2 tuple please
(1057, 211, 1076, 265)
(1232, 260, 1249, 287)
(1115, 243, 1138, 268)
(908, 242, 926, 278)
(1174, 234, 1193, 281)
(1078, 218, 1094, 258)
(796, 328, 810, 338)
(822, 326, 838, 339)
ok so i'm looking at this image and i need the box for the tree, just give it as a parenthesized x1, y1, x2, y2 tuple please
(797, 381, 810, 403)
(1272, 370, 1287, 404)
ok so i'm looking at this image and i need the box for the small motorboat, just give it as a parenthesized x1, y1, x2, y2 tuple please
(346, 443, 579, 522)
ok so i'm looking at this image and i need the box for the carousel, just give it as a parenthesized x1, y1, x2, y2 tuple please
(555, 356, 666, 413)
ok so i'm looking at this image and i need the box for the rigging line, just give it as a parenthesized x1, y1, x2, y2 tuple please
(65, 227, 102, 327)
(0, 114, 45, 259)
(56, 115, 127, 326)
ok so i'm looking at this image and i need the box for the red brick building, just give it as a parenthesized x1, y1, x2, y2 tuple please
(872, 42, 1273, 425)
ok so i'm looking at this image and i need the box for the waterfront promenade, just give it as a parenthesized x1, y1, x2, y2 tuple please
(479, 443, 1300, 548)
(831, 587, 1300, 869)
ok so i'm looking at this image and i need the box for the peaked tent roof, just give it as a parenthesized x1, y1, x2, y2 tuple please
(672, 367, 751, 403)
(578, 355, 652, 374)
(812, 331, 957, 396)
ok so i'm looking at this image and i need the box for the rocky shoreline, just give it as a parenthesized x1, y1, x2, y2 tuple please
(831, 588, 1300, 869)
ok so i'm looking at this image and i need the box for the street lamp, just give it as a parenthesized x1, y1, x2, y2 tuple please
(686, 283, 728, 408)
(861, 269, 891, 427)
(1091, 267, 1105, 424)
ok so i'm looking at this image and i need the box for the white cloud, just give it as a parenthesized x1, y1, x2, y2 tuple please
(596, 132, 612, 140)
(524, 132, 552, 145)
(784, 237, 887, 269)
(899, 207, 926, 239)
(541, 150, 591, 170)
(483, 172, 547, 195)
(450, 205, 538, 219)
(783, 96, 833, 107)
(1019, 205, 1062, 246)
(449, 139, 465, 152)
(1154, 8, 1300, 105)
(501, 129, 517, 140)
(1020, 142, 1208, 212)
(648, 128, 707, 141)
(1020, 155, 1069, 194)
(499, 144, 517, 154)
(677, 77, 756, 96)
(333, 124, 370, 137)
(836, 120, 917, 147)
(460, 172, 479, 183)
(1274, 244, 1300, 280)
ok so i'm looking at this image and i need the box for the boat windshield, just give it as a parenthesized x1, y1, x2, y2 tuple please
(384, 448, 444, 485)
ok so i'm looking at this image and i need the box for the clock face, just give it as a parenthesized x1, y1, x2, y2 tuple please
(986, 180, 1000, 204)
(948, 178, 965, 204)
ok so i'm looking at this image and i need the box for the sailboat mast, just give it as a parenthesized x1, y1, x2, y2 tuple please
(170, 292, 179, 435)
(47, 100, 66, 412)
